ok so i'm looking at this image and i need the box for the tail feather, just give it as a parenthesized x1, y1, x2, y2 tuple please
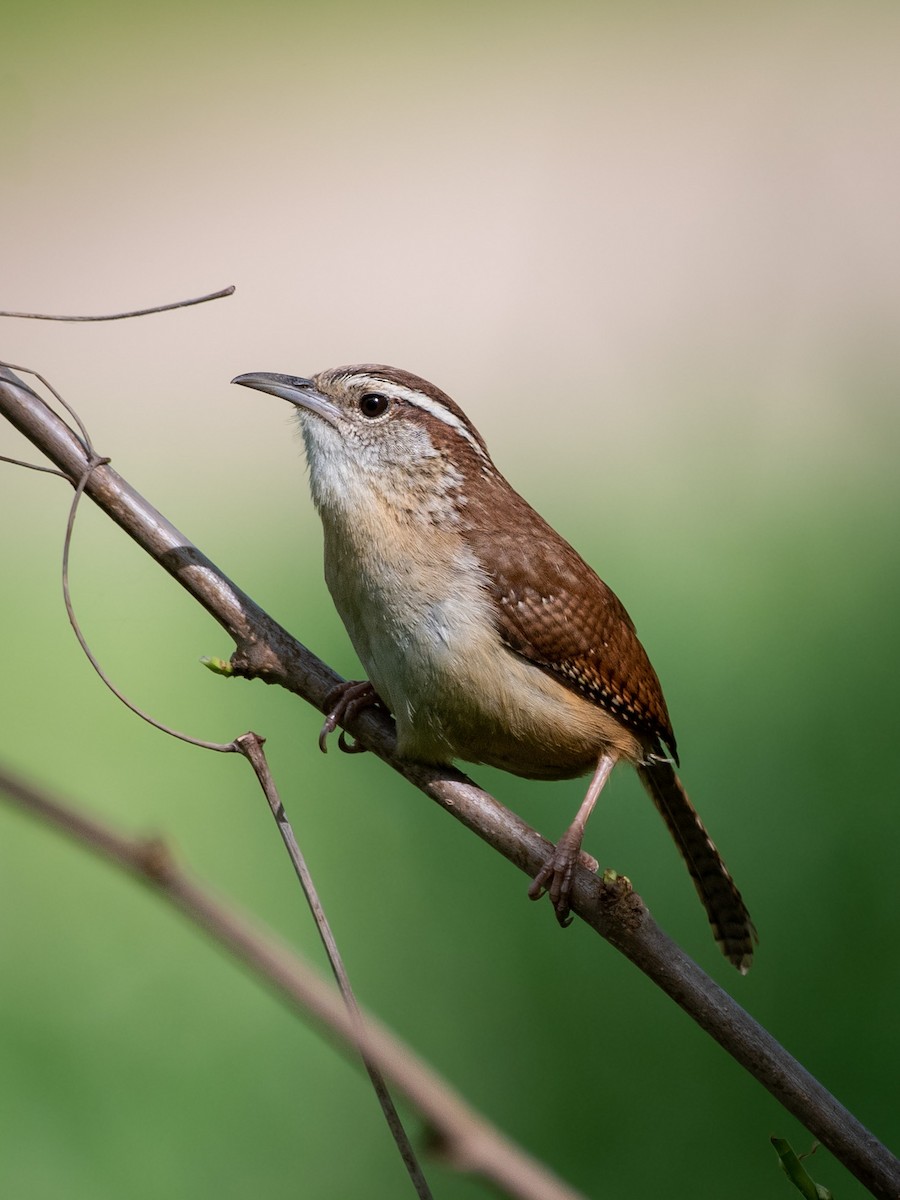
(637, 758, 757, 972)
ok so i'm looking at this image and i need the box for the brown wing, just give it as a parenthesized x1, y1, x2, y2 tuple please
(461, 480, 678, 761)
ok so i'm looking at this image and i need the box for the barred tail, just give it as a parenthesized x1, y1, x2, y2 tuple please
(637, 759, 757, 972)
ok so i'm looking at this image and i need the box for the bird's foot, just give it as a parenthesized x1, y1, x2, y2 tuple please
(528, 835, 599, 927)
(318, 680, 383, 754)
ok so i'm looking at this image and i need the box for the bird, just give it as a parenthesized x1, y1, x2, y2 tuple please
(233, 364, 756, 970)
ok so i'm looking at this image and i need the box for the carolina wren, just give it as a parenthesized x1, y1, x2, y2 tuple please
(233, 365, 756, 971)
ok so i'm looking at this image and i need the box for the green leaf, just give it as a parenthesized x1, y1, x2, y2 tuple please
(771, 1137, 833, 1200)
(200, 656, 234, 677)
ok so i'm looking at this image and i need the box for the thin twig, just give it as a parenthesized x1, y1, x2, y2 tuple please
(0, 765, 585, 1200)
(2, 362, 93, 446)
(0, 453, 67, 477)
(1, 365, 898, 1200)
(0, 285, 235, 321)
(235, 733, 433, 1199)
(60, 448, 239, 753)
(3, 362, 235, 752)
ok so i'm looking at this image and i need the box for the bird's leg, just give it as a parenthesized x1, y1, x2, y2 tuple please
(528, 752, 617, 926)
(318, 680, 384, 754)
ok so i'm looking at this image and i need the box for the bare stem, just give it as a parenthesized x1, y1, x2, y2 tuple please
(0, 285, 235, 321)
(1, 364, 898, 1200)
(234, 733, 433, 1199)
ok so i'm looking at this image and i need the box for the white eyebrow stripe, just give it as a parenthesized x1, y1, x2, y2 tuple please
(354, 375, 490, 461)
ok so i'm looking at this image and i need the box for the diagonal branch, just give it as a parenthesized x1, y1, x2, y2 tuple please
(0, 764, 586, 1200)
(1, 364, 897, 1200)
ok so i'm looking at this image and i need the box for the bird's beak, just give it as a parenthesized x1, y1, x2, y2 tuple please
(231, 372, 342, 428)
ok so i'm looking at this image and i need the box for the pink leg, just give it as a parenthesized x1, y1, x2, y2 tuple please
(528, 752, 617, 926)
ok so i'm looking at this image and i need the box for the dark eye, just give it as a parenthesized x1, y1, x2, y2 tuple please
(359, 392, 389, 419)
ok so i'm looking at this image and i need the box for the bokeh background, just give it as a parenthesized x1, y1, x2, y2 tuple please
(2, 2, 898, 1197)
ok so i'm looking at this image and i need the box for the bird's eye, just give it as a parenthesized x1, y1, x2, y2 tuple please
(359, 392, 389, 419)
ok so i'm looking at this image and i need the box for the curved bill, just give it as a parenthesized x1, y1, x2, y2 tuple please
(231, 372, 341, 427)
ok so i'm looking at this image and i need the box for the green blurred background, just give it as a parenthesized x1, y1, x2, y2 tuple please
(2, 2, 898, 1197)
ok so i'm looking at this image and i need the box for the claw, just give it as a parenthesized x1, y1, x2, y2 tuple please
(337, 728, 368, 754)
(317, 713, 339, 754)
(528, 843, 599, 927)
(318, 680, 383, 754)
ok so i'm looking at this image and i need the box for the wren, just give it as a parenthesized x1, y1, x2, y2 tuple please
(233, 365, 756, 971)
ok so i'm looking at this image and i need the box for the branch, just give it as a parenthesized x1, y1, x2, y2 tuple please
(0, 285, 235, 321)
(1, 364, 897, 1200)
(0, 764, 586, 1200)
(232, 732, 431, 1198)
